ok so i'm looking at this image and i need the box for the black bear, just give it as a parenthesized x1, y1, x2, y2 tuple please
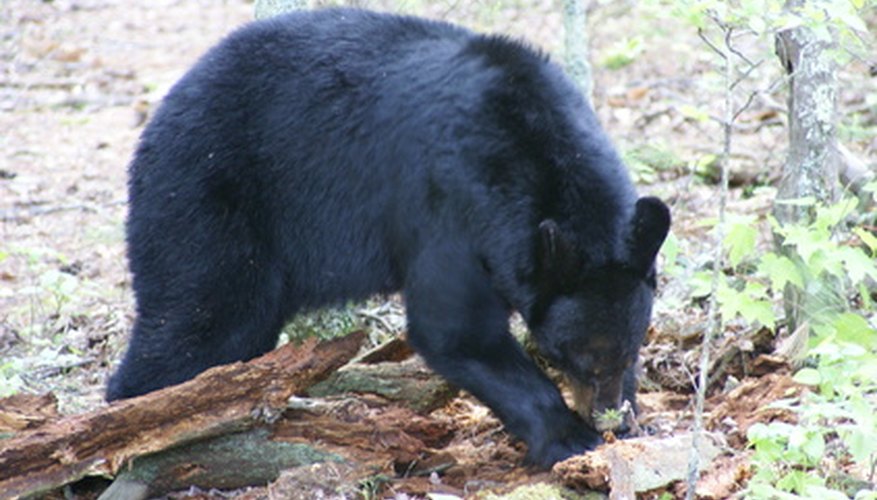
(107, 8, 671, 468)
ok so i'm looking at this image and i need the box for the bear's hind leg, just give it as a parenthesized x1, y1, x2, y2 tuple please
(106, 253, 289, 401)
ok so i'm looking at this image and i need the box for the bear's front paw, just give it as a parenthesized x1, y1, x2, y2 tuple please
(524, 421, 602, 469)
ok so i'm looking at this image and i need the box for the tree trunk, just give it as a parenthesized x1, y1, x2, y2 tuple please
(562, 0, 593, 101)
(254, 0, 309, 19)
(773, 0, 840, 332)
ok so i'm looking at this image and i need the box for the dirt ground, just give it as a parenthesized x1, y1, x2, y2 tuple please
(1, 0, 875, 498)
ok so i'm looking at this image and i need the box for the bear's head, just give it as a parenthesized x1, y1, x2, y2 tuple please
(529, 196, 671, 430)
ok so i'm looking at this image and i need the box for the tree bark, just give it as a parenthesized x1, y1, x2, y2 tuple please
(562, 0, 593, 102)
(99, 400, 453, 499)
(773, 0, 840, 332)
(307, 354, 457, 414)
(774, 1, 839, 223)
(254, 0, 309, 19)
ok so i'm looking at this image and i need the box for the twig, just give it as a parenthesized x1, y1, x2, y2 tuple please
(730, 58, 764, 91)
(686, 15, 734, 500)
(697, 28, 726, 60)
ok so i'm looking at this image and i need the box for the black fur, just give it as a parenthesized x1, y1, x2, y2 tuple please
(107, 8, 671, 468)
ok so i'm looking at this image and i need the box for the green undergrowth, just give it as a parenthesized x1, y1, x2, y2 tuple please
(662, 184, 877, 498)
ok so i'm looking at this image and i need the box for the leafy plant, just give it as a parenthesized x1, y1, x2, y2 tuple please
(622, 142, 684, 184)
(711, 197, 877, 498)
(600, 36, 644, 69)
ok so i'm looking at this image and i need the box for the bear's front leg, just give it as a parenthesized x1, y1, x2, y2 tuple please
(404, 240, 601, 468)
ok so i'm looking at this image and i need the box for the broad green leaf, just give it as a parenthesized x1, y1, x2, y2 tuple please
(717, 282, 775, 329)
(725, 221, 757, 267)
(803, 485, 853, 500)
(690, 271, 714, 299)
(793, 368, 821, 385)
(778, 469, 824, 494)
(833, 313, 876, 348)
(740, 300, 776, 329)
(848, 395, 875, 428)
(815, 198, 857, 231)
(800, 430, 825, 464)
(779, 225, 822, 263)
(758, 253, 804, 290)
(840, 426, 877, 464)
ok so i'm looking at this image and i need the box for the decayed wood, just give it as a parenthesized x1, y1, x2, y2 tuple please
(307, 352, 457, 414)
(0, 332, 365, 500)
(99, 396, 455, 499)
(0, 393, 59, 432)
(553, 432, 723, 497)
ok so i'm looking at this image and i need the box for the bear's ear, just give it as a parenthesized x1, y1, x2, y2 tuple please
(627, 197, 671, 274)
(538, 219, 578, 277)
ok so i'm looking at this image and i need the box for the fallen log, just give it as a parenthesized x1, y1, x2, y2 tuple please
(307, 354, 457, 414)
(0, 332, 365, 499)
(553, 432, 723, 498)
(99, 396, 455, 499)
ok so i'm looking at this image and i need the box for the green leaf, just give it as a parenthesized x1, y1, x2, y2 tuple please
(793, 368, 821, 386)
(775, 196, 817, 207)
(600, 36, 644, 70)
(841, 425, 877, 467)
(690, 271, 714, 299)
(659, 231, 680, 275)
(832, 313, 876, 348)
(814, 198, 857, 231)
(747, 423, 788, 463)
(758, 253, 804, 290)
(838, 247, 877, 284)
(779, 225, 823, 263)
(848, 395, 875, 428)
(777, 469, 823, 494)
(800, 429, 825, 464)
(679, 104, 711, 123)
(717, 281, 775, 329)
(802, 485, 853, 500)
(725, 221, 757, 267)
(853, 227, 877, 255)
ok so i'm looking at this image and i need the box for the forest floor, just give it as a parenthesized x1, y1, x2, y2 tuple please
(1, 0, 875, 498)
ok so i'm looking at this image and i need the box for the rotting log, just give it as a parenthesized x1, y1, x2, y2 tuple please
(307, 354, 457, 414)
(98, 396, 455, 499)
(553, 432, 722, 497)
(0, 332, 365, 500)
